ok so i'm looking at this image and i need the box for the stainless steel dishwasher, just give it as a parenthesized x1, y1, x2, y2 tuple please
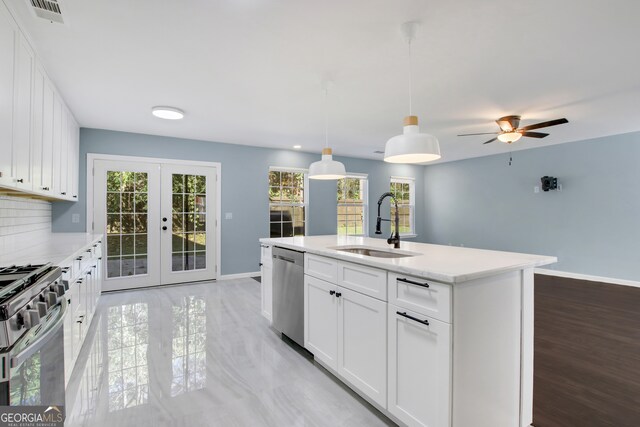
(272, 246, 304, 347)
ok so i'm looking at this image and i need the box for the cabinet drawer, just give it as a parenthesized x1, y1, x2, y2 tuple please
(388, 272, 451, 323)
(338, 261, 387, 301)
(305, 254, 338, 284)
(260, 244, 272, 267)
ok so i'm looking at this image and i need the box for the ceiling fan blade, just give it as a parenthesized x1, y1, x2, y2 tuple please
(483, 137, 498, 145)
(521, 131, 549, 139)
(457, 132, 499, 136)
(520, 118, 568, 131)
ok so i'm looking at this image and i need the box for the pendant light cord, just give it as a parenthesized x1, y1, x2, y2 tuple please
(408, 38, 413, 116)
(324, 87, 329, 148)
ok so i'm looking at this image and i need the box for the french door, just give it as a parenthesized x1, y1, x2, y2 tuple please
(93, 159, 217, 291)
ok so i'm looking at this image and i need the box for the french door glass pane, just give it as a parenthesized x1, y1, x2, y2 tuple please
(106, 171, 148, 278)
(171, 174, 207, 272)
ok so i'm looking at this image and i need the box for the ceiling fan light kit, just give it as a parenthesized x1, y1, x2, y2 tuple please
(383, 21, 442, 164)
(458, 115, 569, 145)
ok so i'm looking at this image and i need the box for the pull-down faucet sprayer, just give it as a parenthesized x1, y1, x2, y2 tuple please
(375, 192, 400, 249)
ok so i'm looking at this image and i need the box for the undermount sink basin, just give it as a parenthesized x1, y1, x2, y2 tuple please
(329, 245, 419, 259)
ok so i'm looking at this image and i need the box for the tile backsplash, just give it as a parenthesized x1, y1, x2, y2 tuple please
(0, 196, 52, 256)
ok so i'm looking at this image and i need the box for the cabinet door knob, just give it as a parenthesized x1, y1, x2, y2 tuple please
(335, 292, 342, 298)
(16, 178, 24, 183)
(329, 290, 335, 296)
(42, 187, 49, 191)
(61, 192, 67, 195)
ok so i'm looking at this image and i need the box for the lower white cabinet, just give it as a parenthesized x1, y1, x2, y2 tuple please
(304, 274, 338, 370)
(260, 244, 273, 322)
(388, 305, 451, 427)
(338, 287, 387, 407)
(304, 273, 387, 406)
(62, 237, 103, 387)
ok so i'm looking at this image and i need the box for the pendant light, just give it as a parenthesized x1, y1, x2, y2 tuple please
(384, 21, 441, 164)
(309, 83, 346, 180)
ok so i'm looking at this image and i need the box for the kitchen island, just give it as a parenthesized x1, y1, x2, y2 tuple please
(259, 235, 556, 427)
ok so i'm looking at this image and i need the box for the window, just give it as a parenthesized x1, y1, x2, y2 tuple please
(269, 168, 307, 238)
(337, 175, 368, 236)
(390, 177, 415, 236)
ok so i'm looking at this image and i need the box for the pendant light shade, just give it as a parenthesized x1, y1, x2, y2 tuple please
(384, 116, 441, 163)
(308, 83, 346, 180)
(309, 148, 347, 179)
(383, 22, 442, 164)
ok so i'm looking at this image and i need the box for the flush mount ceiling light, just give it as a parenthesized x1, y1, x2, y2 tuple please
(151, 106, 184, 120)
(308, 82, 346, 180)
(384, 21, 441, 164)
(293, 145, 302, 149)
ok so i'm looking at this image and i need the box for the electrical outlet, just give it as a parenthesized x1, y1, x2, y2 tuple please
(225, 212, 233, 220)
(71, 213, 80, 223)
(557, 183, 563, 192)
(534, 186, 540, 193)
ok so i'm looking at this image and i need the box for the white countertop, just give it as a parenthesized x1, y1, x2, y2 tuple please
(259, 235, 557, 284)
(0, 233, 103, 267)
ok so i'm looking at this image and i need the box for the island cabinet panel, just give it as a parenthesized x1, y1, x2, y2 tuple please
(338, 286, 387, 407)
(260, 244, 273, 322)
(388, 306, 451, 427)
(304, 274, 338, 371)
(338, 261, 387, 301)
(305, 253, 338, 283)
(388, 272, 451, 323)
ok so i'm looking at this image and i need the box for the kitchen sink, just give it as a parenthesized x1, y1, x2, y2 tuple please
(329, 245, 419, 259)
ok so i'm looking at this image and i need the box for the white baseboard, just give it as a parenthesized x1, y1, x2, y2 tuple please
(218, 271, 261, 281)
(535, 268, 640, 289)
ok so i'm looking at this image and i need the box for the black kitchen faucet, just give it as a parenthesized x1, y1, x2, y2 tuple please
(375, 192, 400, 249)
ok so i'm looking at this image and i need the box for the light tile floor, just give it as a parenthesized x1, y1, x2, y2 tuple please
(65, 278, 396, 427)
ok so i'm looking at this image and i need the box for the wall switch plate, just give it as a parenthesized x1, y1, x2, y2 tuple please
(225, 212, 233, 220)
(557, 184, 563, 192)
(534, 186, 540, 193)
(72, 213, 80, 223)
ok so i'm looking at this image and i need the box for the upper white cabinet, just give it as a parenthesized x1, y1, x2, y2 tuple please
(0, 1, 79, 201)
(0, 5, 17, 186)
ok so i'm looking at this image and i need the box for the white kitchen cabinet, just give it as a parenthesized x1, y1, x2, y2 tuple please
(338, 286, 387, 407)
(260, 244, 273, 321)
(304, 260, 387, 407)
(12, 32, 34, 191)
(388, 306, 451, 427)
(0, 0, 79, 201)
(0, 3, 17, 186)
(62, 237, 103, 387)
(304, 274, 338, 371)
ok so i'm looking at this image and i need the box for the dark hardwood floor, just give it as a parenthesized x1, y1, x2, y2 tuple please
(533, 274, 640, 426)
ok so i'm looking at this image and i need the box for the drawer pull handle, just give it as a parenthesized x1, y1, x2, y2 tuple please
(397, 311, 430, 326)
(397, 277, 429, 288)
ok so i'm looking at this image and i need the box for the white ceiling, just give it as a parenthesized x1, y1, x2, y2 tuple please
(8, 0, 640, 163)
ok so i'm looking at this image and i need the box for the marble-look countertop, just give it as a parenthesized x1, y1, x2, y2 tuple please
(0, 233, 103, 267)
(259, 235, 557, 284)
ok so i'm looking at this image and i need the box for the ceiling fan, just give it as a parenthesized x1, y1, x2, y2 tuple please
(458, 115, 568, 145)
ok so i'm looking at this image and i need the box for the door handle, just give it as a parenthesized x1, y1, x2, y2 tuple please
(162, 226, 168, 231)
(162, 217, 168, 222)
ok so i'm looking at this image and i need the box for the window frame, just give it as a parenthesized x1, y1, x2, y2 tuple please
(390, 176, 416, 237)
(268, 166, 309, 238)
(337, 173, 369, 237)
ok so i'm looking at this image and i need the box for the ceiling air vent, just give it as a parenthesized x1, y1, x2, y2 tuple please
(29, 0, 64, 24)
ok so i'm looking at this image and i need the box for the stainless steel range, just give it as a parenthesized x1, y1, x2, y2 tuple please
(0, 263, 67, 409)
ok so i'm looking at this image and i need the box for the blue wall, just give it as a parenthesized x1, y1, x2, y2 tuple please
(423, 131, 640, 282)
(52, 128, 425, 275)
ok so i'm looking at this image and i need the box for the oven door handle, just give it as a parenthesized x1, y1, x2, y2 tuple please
(10, 298, 68, 369)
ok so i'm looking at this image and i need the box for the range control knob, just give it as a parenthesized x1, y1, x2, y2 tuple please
(36, 301, 48, 318)
(45, 291, 58, 307)
(52, 283, 65, 297)
(22, 309, 41, 329)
